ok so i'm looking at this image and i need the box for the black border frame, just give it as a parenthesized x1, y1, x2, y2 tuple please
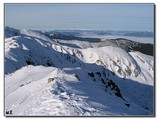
(4, 3, 156, 117)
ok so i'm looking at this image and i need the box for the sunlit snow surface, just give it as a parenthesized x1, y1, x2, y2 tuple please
(5, 27, 154, 116)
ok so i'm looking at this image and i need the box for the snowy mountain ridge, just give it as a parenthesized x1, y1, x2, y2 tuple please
(5, 27, 154, 116)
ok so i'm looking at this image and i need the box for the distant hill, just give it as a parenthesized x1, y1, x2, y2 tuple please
(92, 38, 154, 56)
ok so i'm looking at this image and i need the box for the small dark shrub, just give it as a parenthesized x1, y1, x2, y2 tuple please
(88, 72, 94, 78)
(101, 78, 105, 84)
(125, 103, 130, 107)
(115, 92, 123, 99)
(96, 72, 101, 77)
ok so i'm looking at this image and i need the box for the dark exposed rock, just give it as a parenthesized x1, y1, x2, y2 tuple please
(75, 74, 80, 81)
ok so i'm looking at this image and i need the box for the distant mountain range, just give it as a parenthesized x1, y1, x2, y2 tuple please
(44, 30, 154, 56)
(47, 29, 154, 38)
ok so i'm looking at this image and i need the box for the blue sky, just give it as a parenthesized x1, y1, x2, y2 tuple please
(5, 4, 154, 31)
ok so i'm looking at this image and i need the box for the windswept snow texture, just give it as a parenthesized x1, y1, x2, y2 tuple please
(5, 27, 154, 116)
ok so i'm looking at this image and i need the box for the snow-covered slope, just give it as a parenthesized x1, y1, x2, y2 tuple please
(78, 46, 153, 85)
(4, 27, 154, 116)
(5, 27, 20, 38)
(5, 66, 152, 116)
